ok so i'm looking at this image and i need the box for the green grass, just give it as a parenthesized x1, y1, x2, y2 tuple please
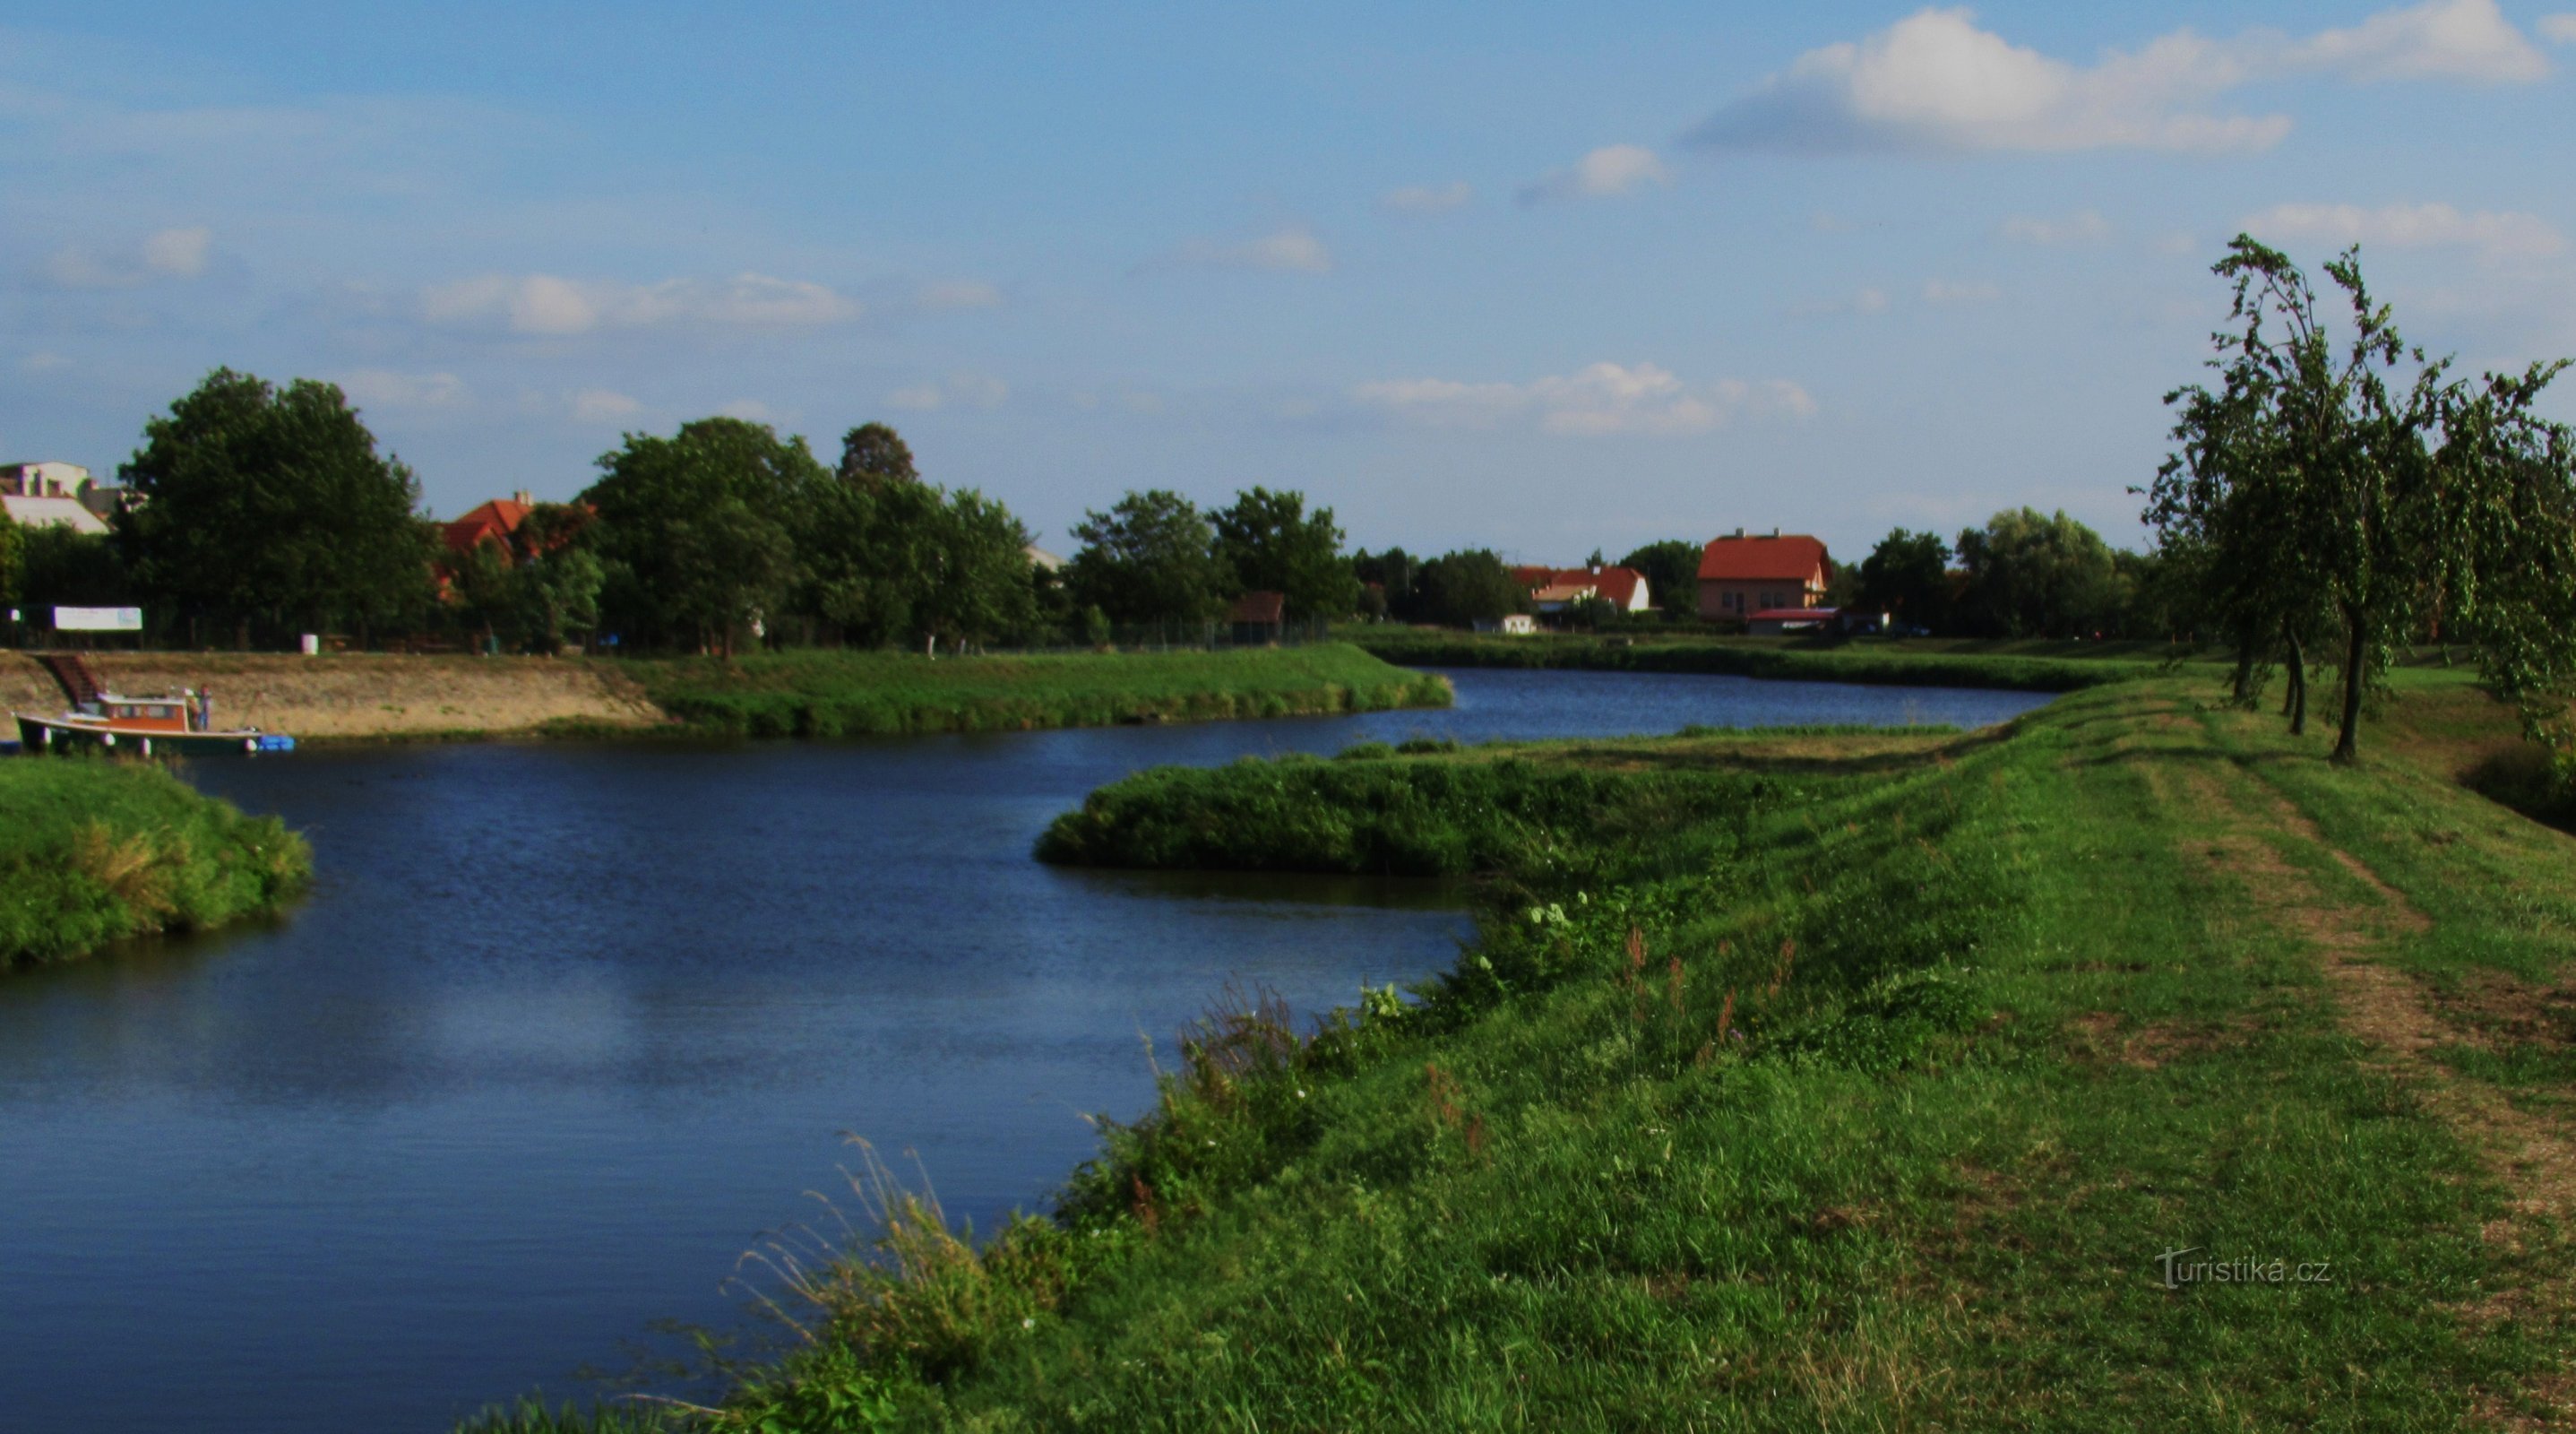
(1346, 626, 2183, 690)
(0, 756, 312, 969)
(461, 672, 2576, 1431)
(619, 644, 1452, 738)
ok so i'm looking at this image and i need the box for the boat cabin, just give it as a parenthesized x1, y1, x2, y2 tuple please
(82, 693, 199, 732)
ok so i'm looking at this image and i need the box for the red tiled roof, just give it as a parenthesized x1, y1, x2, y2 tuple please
(441, 499, 531, 557)
(1508, 565, 1554, 589)
(1699, 533, 1829, 583)
(1590, 566, 1644, 608)
(1229, 590, 1286, 625)
(1514, 565, 1648, 607)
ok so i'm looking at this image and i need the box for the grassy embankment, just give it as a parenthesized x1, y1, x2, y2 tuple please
(622, 644, 1452, 738)
(1346, 625, 2197, 691)
(0, 757, 310, 970)
(465, 661, 2576, 1430)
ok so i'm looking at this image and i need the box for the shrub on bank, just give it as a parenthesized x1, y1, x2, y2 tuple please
(0, 756, 311, 968)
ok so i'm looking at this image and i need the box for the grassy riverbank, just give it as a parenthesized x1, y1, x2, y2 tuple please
(0, 757, 310, 969)
(1346, 626, 2184, 690)
(624, 644, 1452, 738)
(468, 666, 2576, 1430)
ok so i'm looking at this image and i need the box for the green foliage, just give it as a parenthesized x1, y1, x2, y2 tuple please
(0, 756, 312, 969)
(1951, 507, 2124, 639)
(118, 367, 435, 643)
(1852, 527, 1951, 629)
(583, 418, 823, 653)
(1065, 489, 1232, 626)
(2150, 235, 2575, 765)
(837, 423, 919, 487)
(13, 523, 131, 612)
(629, 644, 1450, 738)
(1617, 540, 1702, 618)
(1410, 549, 1530, 627)
(1350, 547, 1418, 620)
(1212, 486, 1359, 621)
(0, 513, 18, 606)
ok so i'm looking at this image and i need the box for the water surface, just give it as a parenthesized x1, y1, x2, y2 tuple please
(0, 668, 2047, 1431)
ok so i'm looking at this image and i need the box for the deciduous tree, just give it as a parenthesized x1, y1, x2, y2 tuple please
(1213, 486, 1358, 621)
(1065, 489, 1230, 626)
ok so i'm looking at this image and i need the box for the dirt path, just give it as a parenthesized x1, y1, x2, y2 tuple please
(1, 652, 664, 739)
(2152, 734, 2576, 1426)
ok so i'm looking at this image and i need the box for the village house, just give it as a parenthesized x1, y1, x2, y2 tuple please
(1510, 563, 1652, 620)
(441, 491, 537, 560)
(1228, 589, 1286, 644)
(1697, 531, 1830, 621)
(0, 462, 109, 535)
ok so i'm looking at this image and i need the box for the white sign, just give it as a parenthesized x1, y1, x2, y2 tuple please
(54, 606, 142, 632)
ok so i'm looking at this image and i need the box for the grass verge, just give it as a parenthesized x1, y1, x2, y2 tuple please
(620, 644, 1452, 739)
(464, 670, 2576, 1430)
(1347, 626, 2180, 690)
(0, 756, 311, 970)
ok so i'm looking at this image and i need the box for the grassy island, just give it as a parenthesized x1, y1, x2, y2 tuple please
(470, 667, 2576, 1430)
(0, 757, 311, 970)
(622, 643, 1452, 738)
(1345, 626, 2184, 691)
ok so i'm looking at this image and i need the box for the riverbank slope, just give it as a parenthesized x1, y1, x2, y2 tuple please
(471, 666, 2576, 1430)
(0, 758, 310, 969)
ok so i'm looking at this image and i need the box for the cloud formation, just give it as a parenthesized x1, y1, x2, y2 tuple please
(2000, 210, 2114, 246)
(421, 272, 860, 335)
(2241, 201, 2564, 261)
(888, 372, 1010, 411)
(2539, 13, 2576, 42)
(1354, 362, 1814, 436)
(1381, 182, 1474, 215)
(1518, 145, 1668, 205)
(1169, 226, 1332, 273)
(44, 225, 213, 289)
(1923, 278, 2003, 304)
(570, 389, 642, 423)
(1685, 1, 2547, 157)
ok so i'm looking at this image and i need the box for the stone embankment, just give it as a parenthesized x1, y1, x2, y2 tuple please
(0, 652, 663, 739)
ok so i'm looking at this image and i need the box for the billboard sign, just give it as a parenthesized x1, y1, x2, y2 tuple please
(54, 607, 142, 632)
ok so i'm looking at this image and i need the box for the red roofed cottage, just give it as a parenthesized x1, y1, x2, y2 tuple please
(1698, 531, 1830, 621)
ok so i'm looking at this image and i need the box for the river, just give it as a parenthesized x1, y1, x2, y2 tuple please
(0, 668, 2047, 1432)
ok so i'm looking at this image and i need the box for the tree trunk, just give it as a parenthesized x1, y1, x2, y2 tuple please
(2283, 629, 2307, 737)
(2332, 605, 2366, 765)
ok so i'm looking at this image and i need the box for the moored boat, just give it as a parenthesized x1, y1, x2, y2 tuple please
(13, 690, 295, 756)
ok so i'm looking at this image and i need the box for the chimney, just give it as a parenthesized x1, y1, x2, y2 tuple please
(1732, 526, 1745, 539)
(513, 489, 533, 507)
(1771, 527, 1780, 538)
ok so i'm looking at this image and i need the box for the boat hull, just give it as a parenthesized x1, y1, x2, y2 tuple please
(13, 712, 295, 756)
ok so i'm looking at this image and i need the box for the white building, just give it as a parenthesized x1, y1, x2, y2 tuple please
(0, 461, 90, 499)
(1, 495, 108, 534)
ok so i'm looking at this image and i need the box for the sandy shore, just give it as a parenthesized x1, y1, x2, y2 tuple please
(0, 652, 665, 739)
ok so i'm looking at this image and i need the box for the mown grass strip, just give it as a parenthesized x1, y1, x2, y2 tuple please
(622, 644, 1452, 738)
(0, 756, 312, 969)
(1346, 627, 2169, 691)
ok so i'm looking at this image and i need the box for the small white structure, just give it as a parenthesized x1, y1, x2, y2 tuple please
(1747, 607, 1835, 637)
(1472, 614, 1538, 635)
(1026, 544, 1065, 573)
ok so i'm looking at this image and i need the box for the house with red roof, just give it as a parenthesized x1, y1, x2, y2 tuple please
(1515, 564, 1652, 618)
(1698, 531, 1830, 621)
(441, 492, 536, 561)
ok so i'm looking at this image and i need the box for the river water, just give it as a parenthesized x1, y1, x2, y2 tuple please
(0, 669, 2046, 1432)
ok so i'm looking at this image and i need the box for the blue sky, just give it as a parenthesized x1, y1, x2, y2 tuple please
(6, 1, 2573, 565)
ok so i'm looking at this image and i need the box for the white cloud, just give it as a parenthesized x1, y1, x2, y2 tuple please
(340, 368, 466, 410)
(43, 225, 215, 289)
(19, 352, 71, 373)
(887, 373, 1010, 411)
(1924, 278, 2003, 304)
(919, 280, 1003, 310)
(1518, 145, 1668, 205)
(1169, 226, 1332, 273)
(2000, 210, 2114, 246)
(2241, 200, 2564, 260)
(570, 389, 642, 423)
(139, 226, 211, 277)
(1686, 1, 2546, 157)
(1354, 362, 1814, 436)
(718, 399, 789, 424)
(1381, 181, 1474, 216)
(2291, 0, 2548, 81)
(2544, 14, 2576, 43)
(2157, 230, 2201, 255)
(422, 272, 861, 335)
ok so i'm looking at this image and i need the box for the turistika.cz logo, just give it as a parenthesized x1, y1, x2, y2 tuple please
(2157, 1247, 2334, 1290)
